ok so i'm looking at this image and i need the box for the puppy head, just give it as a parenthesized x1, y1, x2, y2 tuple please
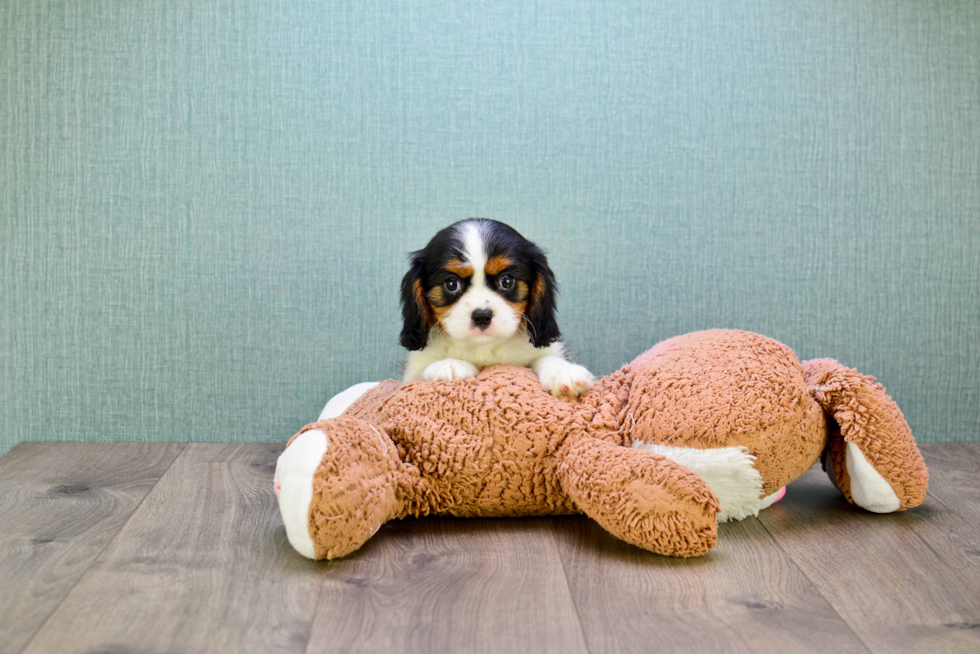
(399, 219, 559, 350)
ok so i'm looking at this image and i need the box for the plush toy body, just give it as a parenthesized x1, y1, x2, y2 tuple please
(275, 330, 927, 560)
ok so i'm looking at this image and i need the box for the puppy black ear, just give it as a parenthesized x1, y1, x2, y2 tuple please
(399, 253, 432, 351)
(525, 251, 560, 348)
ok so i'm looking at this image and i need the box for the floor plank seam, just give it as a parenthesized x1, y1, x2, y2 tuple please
(915, 487, 971, 527)
(301, 567, 329, 654)
(13, 442, 189, 654)
(753, 514, 876, 654)
(547, 518, 594, 654)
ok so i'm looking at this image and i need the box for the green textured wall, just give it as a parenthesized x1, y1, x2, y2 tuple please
(1, 1, 978, 455)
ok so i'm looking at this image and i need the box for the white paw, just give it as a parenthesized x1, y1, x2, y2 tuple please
(422, 358, 480, 382)
(538, 362, 595, 397)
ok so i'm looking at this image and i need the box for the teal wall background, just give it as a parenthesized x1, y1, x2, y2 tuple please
(1, 1, 978, 455)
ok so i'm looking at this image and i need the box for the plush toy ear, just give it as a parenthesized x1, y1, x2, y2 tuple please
(525, 248, 560, 348)
(399, 253, 432, 351)
(803, 358, 928, 513)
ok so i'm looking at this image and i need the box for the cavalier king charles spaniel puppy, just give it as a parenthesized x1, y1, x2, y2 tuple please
(400, 218, 594, 397)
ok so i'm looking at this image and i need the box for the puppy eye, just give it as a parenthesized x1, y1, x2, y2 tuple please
(444, 276, 461, 294)
(498, 274, 515, 291)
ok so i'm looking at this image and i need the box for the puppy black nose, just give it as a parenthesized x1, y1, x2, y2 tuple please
(471, 309, 493, 330)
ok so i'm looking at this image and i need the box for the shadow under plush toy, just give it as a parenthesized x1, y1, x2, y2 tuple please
(275, 329, 928, 560)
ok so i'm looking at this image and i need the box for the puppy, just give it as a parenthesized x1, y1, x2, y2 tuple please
(400, 218, 594, 397)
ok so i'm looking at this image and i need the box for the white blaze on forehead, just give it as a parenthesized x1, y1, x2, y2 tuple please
(441, 220, 519, 340)
(459, 221, 487, 287)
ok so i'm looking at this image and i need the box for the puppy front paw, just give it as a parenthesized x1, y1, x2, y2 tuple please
(538, 361, 595, 397)
(422, 358, 480, 382)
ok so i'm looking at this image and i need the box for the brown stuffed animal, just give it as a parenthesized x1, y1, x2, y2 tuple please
(274, 329, 928, 560)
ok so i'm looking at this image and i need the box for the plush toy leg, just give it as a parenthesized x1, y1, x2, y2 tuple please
(557, 437, 720, 557)
(803, 359, 928, 512)
(276, 416, 406, 560)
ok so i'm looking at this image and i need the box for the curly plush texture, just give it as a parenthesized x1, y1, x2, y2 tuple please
(627, 330, 829, 496)
(277, 329, 929, 560)
(559, 436, 720, 555)
(290, 419, 401, 560)
(803, 358, 928, 509)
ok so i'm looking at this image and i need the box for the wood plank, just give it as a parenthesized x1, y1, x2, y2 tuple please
(757, 463, 980, 654)
(551, 514, 870, 654)
(20, 443, 324, 654)
(6, 442, 976, 653)
(919, 442, 980, 527)
(0, 442, 184, 654)
(307, 516, 589, 654)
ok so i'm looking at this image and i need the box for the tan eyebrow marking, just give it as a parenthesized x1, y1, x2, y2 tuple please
(485, 254, 512, 276)
(445, 258, 474, 277)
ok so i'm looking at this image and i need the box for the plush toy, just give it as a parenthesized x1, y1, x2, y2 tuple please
(275, 329, 927, 560)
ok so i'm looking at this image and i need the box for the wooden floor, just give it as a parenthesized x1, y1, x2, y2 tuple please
(0, 443, 978, 654)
